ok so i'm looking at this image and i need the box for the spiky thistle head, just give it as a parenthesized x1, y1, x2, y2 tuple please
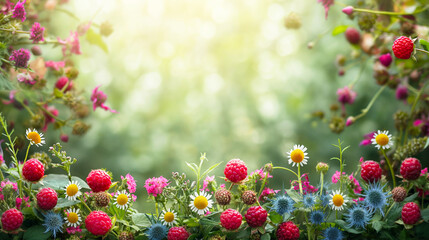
(42, 211, 63, 238)
(344, 204, 373, 229)
(269, 194, 295, 215)
(360, 182, 390, 216)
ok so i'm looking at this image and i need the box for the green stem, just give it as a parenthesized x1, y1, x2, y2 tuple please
(298, 164, 303, 195)
(155, 202, 159, 216)
(384, 202, 395, 218)
(0, 28, 29, 34)
(349, 60, 367, 89)
(353, 85, 387, 121)
(319, 173, 324, 196)
(257, 170, 270, 197)
(304, 214, 311, 240)
(416, 48, 429, 54)
(353, 6, 429, 16)
(404, 81, 427, 144)
(381, 148, 396, 187)
(79, 196, 92, 212)
(273, 166, 299, 178)
(24, 143, 31, 164)
(0, 169, 4, 181)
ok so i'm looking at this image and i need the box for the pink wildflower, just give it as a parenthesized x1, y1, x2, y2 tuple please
(45, 60, 65, 71)
(1, 180, 18, 192)
(121, 174, 137, 193)
(55, 76, 73, 92)
(1, 0, 14, 14)
(0, 140, 4, 165)
(144, 176, 169, 197)
(200, 175, 215, 192)
(318, 0, 334, 19)
(42, 105, 59, 132)
(77, 21, 92, 36)
(15, 196, 29, 209)
(292, 173, 318, 194)
(396, 85, 408, 100)
(57, 31, 81, 56)
(29, 22, 45, 43)
(345, 116, 355, 127)
(259, 188, 279, 202)
(353, 197, 365, 203)
(91, 85, 117, 113)
(360, 131, 376, 146)
(132, 194, 137, 202)
(66, 226, 82, 235)
(17, 73, 35, 85)
(349, 174, 362, 194)
(220, 184, 226, 188)
(9, 48, 31, 68)
(12, 0, 26, 22)
(337, 86, 357, 104)
(250, 168, 273, 182)
(332, 171, 346, 184)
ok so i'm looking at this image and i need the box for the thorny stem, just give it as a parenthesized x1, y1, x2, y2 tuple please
(381, 148, 396, 187)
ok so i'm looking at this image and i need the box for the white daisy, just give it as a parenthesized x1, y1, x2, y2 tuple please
(371, 130, 394, 150)
(329, 190, 349, 211)
(114, 190, 130, 210)
(64, 181, 82, 201)
(64, 208, 81, 227)
(160, 209, 177, 227)
(189, 191, 213, 215)
(287, 144, 309, 167)
(25, 128, 45, 147)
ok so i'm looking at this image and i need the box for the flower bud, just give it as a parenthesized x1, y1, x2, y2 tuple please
(316, 162, 329, 174)
(342, 6, 354, 15)
(346, 116, 355, 127)
(31, 46, 42, 56)
(264, 163, 273, 173)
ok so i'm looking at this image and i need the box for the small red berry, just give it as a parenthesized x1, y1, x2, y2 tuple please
(167, 226, 190, 240)
(402, 202, 421, 225)
(379, 53, 393, 67)
(86, 169, 112, 192)
(245, 206, 267, 228)
(392, 36, 414, 59)
(1, 209, 23, 232)
(224, 159, 247, 183)
(221, 209, 242, 230)
(37, 187, 58, 210)
(400, 157, 422, 180)
(345, 27, 361, 45)
(360, 160, 382, 183)
(22, 158, 44, 182)
(85, 211, 112, 236)
(276, 221, 300, 240)
(55, 76, 73, 92)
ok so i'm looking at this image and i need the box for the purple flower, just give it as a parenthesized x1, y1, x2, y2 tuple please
(318, 0, 334, 19)
(9, 48, 30, 68)
(337, 86, 357, 104)
(91, 85, 117, 113)
(29, 22, 45, 43)
(12, 0, 26, 22)
(121, 174, 137, 194)
(17, 73, 35, 85)
(144, 176, 169, 197)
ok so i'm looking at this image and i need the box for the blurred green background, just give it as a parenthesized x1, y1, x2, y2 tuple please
(40, 0, 404, 210)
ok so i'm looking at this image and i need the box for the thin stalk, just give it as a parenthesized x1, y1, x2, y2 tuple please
(416, 48, 429, 54)
(24, 143, 31, 164)
(257, 170, 269, 197)
(273, 166, 299, 178)
(79, 196, 92, 212)
(404, 82, 427, 144)
(155, 202, 159, 216)
(298, 165, 303, 195)
(381, 148, 396, 187)
(353, 6, 429, 16)
(319, 173, 324, 196)
(0, 28, 29, 34)
(353, 85, 387, 121)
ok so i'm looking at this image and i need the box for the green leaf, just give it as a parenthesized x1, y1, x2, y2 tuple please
(32, 174, 89, 191)
(86, 28, 108, 53)
(53, 88, 63, 98)
(23, 225, 51, 240)
(184, 217, 200, 227)
(261, 233, 271, 240)
(424, 136, 429, 149)
(269, 212, 283, 224)
(335, 220, 362, 234)
(200, 162, 222, 180)
(286, 189, 302, 203)
(131, 213, 151, 228)
(55, 198, 79, 209)
(420, 39, 429, 51)
(421, 208, 429, 222)
(332, 25, 349, 36)
(372, 220, 383, 232)
(404, 192, 418, 202)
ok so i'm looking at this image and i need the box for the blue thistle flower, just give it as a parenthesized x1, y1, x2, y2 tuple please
(42, 211, 63, 239)
(320, 192, 330, 207)
(270, 195, 295, 215)
(361, 182, 390, 216)
(303, 193, 316, 208)
(323, 227, 344, 240)
(146, 223, 168, 240)
(345, 204, 373, 229)
(309, 210, 325, 225)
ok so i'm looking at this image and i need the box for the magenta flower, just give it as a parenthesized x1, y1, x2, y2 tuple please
(342, 6, 354, 16)
(259, 187, 279, 202)
(121, 174, 137, 193)
(250, 168, 273, 182)
(55, 76, 73, 92)
(0, 140, 4, 165)
(9, 48, 31, 68)
(1, 0, 14, 14)
(57, 31, 81, 56)
(42, 105, 59, 132)
(91, 85, 117, 113)
(396, 85, 408, 100)
(200, 175, 215, 192)
(379, 53, 392, 67)
(66, 226, 82, 235)
(292, 173, 318, 194)
(12, 0, 26, 22)
(337, 86, 357, 104)
(345, 116, 355, 127)
(45, 60, 65, 71)
(17, 73, 35, 85)
(1, 180, 18, 192)
(318, 0, 334, 19)
(29, 22, 45, 43)
(144, 176, 169, 197)
(349, 174, 362, 194)
(360, 131, 376, 146)
(331, 171, 346, 184)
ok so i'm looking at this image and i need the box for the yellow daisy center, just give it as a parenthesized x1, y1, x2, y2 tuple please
(117, 194, 129, 206)
(67, 212, 79, 224)
(27, 132, 41, 144)
(290, 149, 304, 163)
(164, 212, 175, 222)
(66, 184, 79, 197)
(332, 194, 344, 207)
(375, 134, 389, 146)
(194, 196, 208, 210)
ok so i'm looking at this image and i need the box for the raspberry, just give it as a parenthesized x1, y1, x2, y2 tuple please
(379, 53, 392, 67)
(391, 186, 407, 202)
(392, 36, 414, 59)
(118, 231, 134, 240)
(215, 188, 231, 205)
(360, 161, 382, 183)
(345, 27, 361, 45)
(36, 187, 58, 210)
(1, 209, 23, 232)
(55, 76, 73, 92)
(276, 221, 300, 240)
(167, 226, 190, 240)
(85, 211, 112, 236)
(22, 158, 44, 182)
(241, 190, 257, 205)
(94, 192, 110, 207)
(245, 206, 267, 228)
(400, 157, 422, 180)
(224, 159, 247, 183)
(402, 202, 421, 225)
(86, 169, 112, 192)
(220, 209, 242, 230)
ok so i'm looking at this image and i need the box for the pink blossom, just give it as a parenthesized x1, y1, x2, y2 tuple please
(200, 175, 215, 192)
(144, 176, 169, 197)
(12, 0, 26, 22)
(345, 116, 354, 127)
(42, 105, 59, 132)
(45, 61, 65, 71)
(0, 194, 3, 200)
(55, 76, 73, 92)
(220, 184, 226, 188)
(1, 180, 18, 192)
(121, 174, 137, 193)
(259, 187, 279, 202)
(396, 85, 408, 100)
(353, 197, 365, 203)
(91, 85, 117, 113)
(29, 22, 45, 43)
(77, 21, 92, 36)
(349, 174, 362, 194)
(9, 48, 31, 68)
(359, 157, 364, 163)
(1, 0, 14, 14)
(0, 140, 4, 165)
(57, 31, 81, 56)
(15, 197, 22, 209)
(421, 168, 428, 176)
(332, 171, 345, 184)
(342, 6, 354, 16)
(17, 73, 35, 85)
(250, 168, 273, 182)
(318, 0, 334, 19)
(360, 131, 376, 146)
(132, 194, 137, 202)
(292, 173, 318, 194)
(66, 226, 82, 235)
(337, 86, 357, 104)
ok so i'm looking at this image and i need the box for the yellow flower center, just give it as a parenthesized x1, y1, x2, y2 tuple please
(164, 212, 175, 222)
(67, 212, 79, 224)
(66, 184, 79, 197)
(117, 194, 129, 206)
(27, 132, 41, 144)
(375, 134, 389, 146)
(332, 194, 344, 207)
(194, 196, 208, 210)
(290, 149, 304, 163)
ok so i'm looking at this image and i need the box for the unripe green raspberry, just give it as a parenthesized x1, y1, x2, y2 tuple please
(316, 162, 329, 174)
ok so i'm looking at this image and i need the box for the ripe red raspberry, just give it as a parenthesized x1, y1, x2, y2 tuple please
(245, 206, 267, 228)
(345, 27, 361, 45)
(221, 209, 242, 230)
(36, 187, 58, 210)
(1, 209, 23, 232)
(167, 226, 190, 240)
(360, 161, 382, 183)
(392, 36, 414, 59)
(400, 158, 422, 180)
(276, 221, 300, 240)
(85, 211, 112, 236)
(224, 159, 247, 183)
(22, 158, 44, 182)
(55, 76, 73, 92)
(402, 202, 421, 225)
(86, 169, 112, 192)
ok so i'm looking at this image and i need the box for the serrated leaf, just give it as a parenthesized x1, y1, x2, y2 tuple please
(86, 28, 108, 53)
(23, 225, 51, 240)
(420, 39, 429, 51)
(404, 192, 418, 202)
(421, 208, 429, 222)
(332, 25, 349, 36)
